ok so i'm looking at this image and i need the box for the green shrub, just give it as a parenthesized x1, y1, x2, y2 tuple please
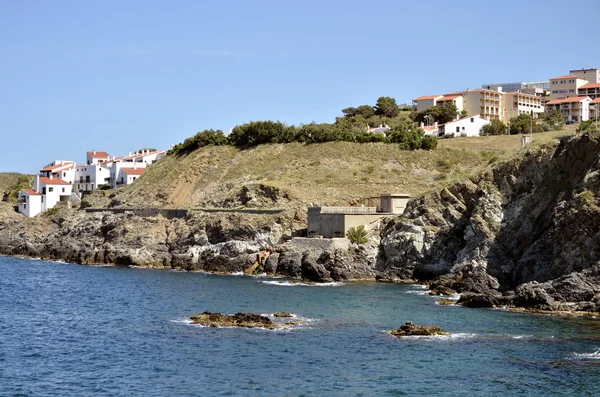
(346, 225, 369, 244)
(168, 129, 228, 156)
(421, 135, 438, 150)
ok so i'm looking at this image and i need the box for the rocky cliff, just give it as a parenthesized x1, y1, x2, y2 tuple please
(379, 132, 600, 312)
(2, 133, 600, 312)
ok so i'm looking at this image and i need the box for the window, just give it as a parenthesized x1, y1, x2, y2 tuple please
(62, 188, 65, 193)
(23, 203, 26, 209)
(456, 127, 460, 133)
(63, 172, 66, 177)
(470, 118, 474, 122)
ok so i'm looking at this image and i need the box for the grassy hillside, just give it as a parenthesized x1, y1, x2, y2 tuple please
(0, 172, 33, 204)
(105, 130, 572, 210)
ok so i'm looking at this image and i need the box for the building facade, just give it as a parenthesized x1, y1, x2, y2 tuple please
(462, 88, 505, 122)
(549, 76, 589, 100)
(570, 68, 600, 84)
(545, 96, 592, 122)
(504, 91, 544, 119)
(578, 83, 600, 100)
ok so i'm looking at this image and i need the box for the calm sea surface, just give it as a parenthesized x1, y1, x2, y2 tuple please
(2, 255, 600, 396)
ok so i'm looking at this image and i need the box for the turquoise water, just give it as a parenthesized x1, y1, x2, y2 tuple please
(2, 255, 600, 396)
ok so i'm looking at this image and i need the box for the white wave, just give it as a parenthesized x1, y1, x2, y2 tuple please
(260, 280, 344, 287)
(404, 290, 428, 295)
(170, 318, 193, 325)
(572, 350, 600, 360)
(411, 284, 428, 289)
(230, 271, 244, 276)
(510, 334, 533, 339)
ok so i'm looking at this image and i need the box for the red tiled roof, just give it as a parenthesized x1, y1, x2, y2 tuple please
(38, 177, 70, 185)
(550, 75, 587, 81)
(40, 161, 75, 172)
(545, 96, 591, 105)
(591, 98, 600, 104)
(580, 83, 600, 89)
(413, 95, 441, 101)
(422, 126, 438, 131)
(100, 150, 166, 164)
(437, 95, 459, 101)
(87, 151, 110, 158)
(22, 189, 40, 195)
(123, 168, 146, 176)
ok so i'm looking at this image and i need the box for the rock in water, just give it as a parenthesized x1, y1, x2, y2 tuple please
(273, 312, 292, 318)
(389, 321, 450, 337)
(190, 312, 279, 329)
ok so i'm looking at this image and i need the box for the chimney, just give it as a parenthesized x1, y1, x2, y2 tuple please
(93, 150, 96, 155)
(434, 122, 438, 128)
(420, 122, 424, 128)
(128, 152, 132, 157)
(35, 175, 40, 192)
(50, 174, 53, 180)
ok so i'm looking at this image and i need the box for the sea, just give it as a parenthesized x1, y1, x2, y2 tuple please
(2, 255, 600, 396)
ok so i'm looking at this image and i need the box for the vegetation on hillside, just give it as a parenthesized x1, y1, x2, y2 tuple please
(168, 96, 430, 156)
(1, 174, 33, 204)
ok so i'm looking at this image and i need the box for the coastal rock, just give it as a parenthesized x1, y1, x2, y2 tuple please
(301, 252, 331, 282)
(389, 321, 450, 338)
(190, 312, 280, 329)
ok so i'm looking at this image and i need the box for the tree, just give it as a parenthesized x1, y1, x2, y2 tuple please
(481, 119, 507, 136)
(414, 103, 459, 125)
(459, 110, 468, 119)
(342, 105, 375, 119)
(228, 121, 295, 147)
(388, 123, 425, 150)
(508, 114, 541, 135)
(543, 110, 564, 128)
(168, 129, 228, 156)
(374, 96, 400, 118)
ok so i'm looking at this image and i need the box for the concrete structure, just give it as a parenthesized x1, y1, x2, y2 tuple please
(504, 91, 544, 119)
(549, 75, 589, 100)
(462, 88, 505, 122)
(545, 96, 592, 123)
(590, 98, 600, 121)
(412, 95, 443, 112)
(578, 83, 600, 100)
(439, 114, 490, 137)
(436, 95, 464, 113)
(570, 68, 600, 84)
(307, 194, 410, 238)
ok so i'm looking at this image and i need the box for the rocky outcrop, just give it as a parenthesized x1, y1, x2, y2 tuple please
(389, 321, 450, 337)
(190, 312, 295, 329)
(379, 133, 600, 312)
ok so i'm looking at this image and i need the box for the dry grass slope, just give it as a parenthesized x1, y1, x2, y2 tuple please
(109, 130, 574, 210)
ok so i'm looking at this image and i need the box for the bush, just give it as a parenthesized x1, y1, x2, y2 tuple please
(346, 225, 369, 244)
(421, 135, 438, 150)
(169, 129, 228, 156)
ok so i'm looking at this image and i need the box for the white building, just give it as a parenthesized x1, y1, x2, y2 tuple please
(39, 161, 76, 184)
(412, 95, 443, 112)
(504, 91, 544, 119)
(439, 114, 490, 137)
(118, 167, 146, 186)
(18, 189, 42, 218)
(578, 83, 600, 100)
(74, 163, 112, 192)
(86, 151, 111, 165)
(101, 149, 166, 188)
(545, 96, 592, 122)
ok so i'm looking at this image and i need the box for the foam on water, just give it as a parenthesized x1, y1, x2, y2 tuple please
(572, 350, 600, 360)
(260, 280, 344, 287)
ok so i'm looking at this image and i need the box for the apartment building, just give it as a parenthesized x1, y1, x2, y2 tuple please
(578, 83, 600, 100)
(412, 95, 443, 112)
(570, 68, 600, 84)
(545, 96, 592, 122)
(549, 76, 589, 100)
(462, 88, 505, 122)
(504, 91, 544, 119)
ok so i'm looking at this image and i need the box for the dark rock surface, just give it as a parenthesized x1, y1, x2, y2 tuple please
(389, 321, 450, 337)
(190, 312, 282, 329)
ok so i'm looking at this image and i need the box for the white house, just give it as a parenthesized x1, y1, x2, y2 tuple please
(101, 149, 166, 188)
(39, 161, 76, 184)
(439, 114, 490, 137)
(545, 96, 592, 122)
(86, 151, 111, 165)
(18, 189, 42, 218)
(34, 176, 73, 211)
(74, 163, 111, 192)
(118, 167, 146, 186)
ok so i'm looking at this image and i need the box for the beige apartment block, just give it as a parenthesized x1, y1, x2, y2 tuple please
(570, 68, 600, 84)
(545, 96, 592, 122)
(504, 91, 544, 119)
(462, 88, 505, 122)
(436, 95, 464, 112)
(549, 75, 589, 100)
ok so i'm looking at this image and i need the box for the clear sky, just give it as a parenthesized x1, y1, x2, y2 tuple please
(1, 0, 599, 173)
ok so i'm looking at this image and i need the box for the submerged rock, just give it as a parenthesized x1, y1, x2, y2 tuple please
(190, 312, 280, 329)
(389, 321, 450, 338)
(273, 312, 292, 318)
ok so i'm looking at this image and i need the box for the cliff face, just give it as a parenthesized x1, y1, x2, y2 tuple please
(379, 133, 600, 311)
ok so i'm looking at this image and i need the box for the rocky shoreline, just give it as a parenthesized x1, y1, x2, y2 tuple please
(2, 133, 600, 315)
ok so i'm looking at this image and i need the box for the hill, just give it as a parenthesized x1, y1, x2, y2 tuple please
(104, 131, 572, 211)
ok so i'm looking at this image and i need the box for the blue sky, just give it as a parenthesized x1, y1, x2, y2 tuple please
(1, 0, 599, 173)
